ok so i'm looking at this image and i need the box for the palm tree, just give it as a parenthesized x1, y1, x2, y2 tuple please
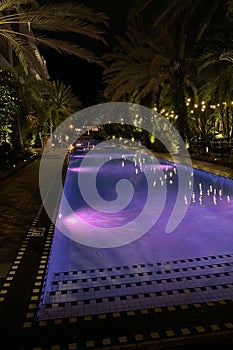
(102, 27, 168, 108)
(0, 0, 108, 150)
(46, 79, 81, 136)
(103, 20, 198, 141)
(103, 0, 230, 142)
(0, 0, 108, 76)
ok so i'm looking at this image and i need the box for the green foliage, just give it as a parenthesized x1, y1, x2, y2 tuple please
(0, 70, 21, 142)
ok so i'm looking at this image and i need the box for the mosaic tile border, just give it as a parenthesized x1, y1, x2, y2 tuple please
(0, 204, 44, 304)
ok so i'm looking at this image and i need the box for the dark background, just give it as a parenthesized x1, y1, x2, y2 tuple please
(41, 0, 136, 106)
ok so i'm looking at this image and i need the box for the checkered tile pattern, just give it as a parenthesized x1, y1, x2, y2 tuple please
(37, 253, 233, 320)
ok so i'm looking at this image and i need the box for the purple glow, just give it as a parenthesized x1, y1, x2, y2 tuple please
(56, 154, 233, 263)
(68, 166, 96, 173)
(61, 205, 138, 229)
(71, 155, 85, 159)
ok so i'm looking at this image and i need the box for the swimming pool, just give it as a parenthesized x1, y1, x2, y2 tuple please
(37, 141, 233, 320)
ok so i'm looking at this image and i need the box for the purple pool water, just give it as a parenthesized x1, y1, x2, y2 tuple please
(41, 143, 233, 295)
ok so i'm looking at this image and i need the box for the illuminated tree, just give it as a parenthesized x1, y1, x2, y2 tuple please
(0, 70, 20, 143)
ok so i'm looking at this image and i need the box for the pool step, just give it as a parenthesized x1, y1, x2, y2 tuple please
(48, 261, 233, 294)
(37, 253, 233, 320)
(51, 253, 233, 283)
(45, 271, 233, 303)
(38, 282, 233, 320)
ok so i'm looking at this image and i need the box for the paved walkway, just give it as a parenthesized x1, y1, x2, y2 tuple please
(0, 157, 42, 281)
(0, 150, 233, 349)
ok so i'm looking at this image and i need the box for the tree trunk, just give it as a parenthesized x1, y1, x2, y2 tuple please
(226, 105, 230, 140)
(171, 71, 190, 143)
(17, 114, 24, 151)
(172, 89, 189, 142)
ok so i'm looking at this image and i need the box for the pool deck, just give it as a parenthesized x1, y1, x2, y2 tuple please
(0, 150, 233, 349)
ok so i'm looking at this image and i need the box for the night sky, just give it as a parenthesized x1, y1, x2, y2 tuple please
(42, 0, 136, 106)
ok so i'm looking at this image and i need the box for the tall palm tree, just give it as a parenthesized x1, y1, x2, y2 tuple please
(102, 27, 168, 107)
(103, 19, 198, 141)
(46, 79, 81, 136)
(103, 0, 229, 142)
(0, 0, 108, 76)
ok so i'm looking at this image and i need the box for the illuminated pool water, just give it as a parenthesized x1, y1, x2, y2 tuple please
(37, 142, 233, 319)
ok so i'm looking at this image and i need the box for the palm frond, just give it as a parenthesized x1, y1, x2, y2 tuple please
(128, 0, 152, 19)
(0, 29, 48, 76)
(195, 0, 220, 42)
(219, 50, 233, 63)
(0, 0, 108, 74)
(34, 36, 104, 65)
